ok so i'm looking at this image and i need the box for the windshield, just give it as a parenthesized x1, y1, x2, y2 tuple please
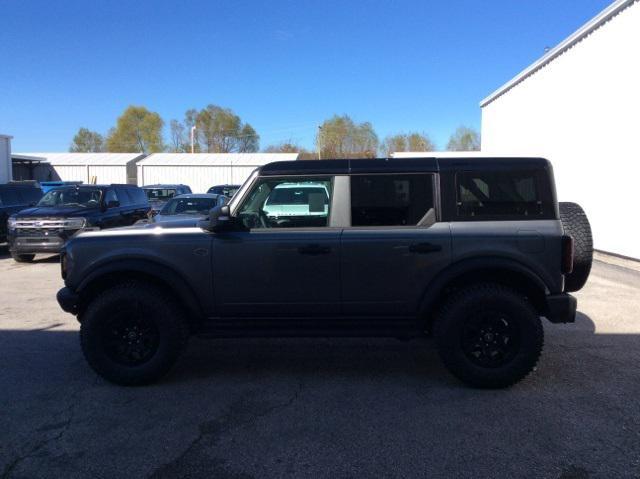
(145, 188, 177, 201)
(159, 197, 218, 216)
(37, 188, 102, 208)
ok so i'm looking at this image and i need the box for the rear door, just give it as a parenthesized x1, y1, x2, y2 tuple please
(340, 173, 451, 317)
(114, 186, 137, 225)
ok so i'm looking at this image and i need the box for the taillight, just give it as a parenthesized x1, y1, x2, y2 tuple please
(562, 235, 574, 274)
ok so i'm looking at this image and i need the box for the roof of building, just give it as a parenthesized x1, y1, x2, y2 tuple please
(0, 134, 13, 140)
(15, 152, 145, 165)
(137, 153, 299, 166)
(480, 0, 636, 107)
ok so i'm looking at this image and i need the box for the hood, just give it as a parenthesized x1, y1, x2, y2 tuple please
(14, 206, 98, 218)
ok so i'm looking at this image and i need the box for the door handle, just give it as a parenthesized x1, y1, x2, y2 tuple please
(298, 244, 332, 255)
(408, 242, 442, 254)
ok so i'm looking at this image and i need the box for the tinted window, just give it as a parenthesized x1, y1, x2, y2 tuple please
(457, 170, 544, 218)
(104, 189, 119, 205)
(350, 174, 435, 227)
(237, 177, 332, 229)
(129, 187, 148, 205)
(115, 187, 133, 206)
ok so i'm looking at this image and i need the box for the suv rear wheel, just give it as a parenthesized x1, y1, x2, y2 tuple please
(80, 281, 189, 386)
(434, 283, 543, 388)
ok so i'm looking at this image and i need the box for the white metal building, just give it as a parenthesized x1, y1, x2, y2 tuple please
(480, 0, 640, 259)
(136, 153, 299, 193)
(16, 153, 145, 185)
(0, 134, 12, 183)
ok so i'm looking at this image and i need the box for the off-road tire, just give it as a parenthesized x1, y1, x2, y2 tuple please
(80, 281, 189, 386)
(434, 283, 543, 389)
(559, 202, 593, 292)
(11, 252, 35, 263)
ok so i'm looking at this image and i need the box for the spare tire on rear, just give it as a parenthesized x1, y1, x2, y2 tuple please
(559, 202, 593, 292)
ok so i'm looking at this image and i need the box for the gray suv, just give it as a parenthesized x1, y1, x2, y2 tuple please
(56, 157, 592, 388)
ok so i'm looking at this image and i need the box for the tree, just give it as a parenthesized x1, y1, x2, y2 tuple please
(193, 104, 259, 153)
(446, 126, 480, 151)
(237, 124, 260, 153)
(264, 141, 307, 154)
(316, 115, 378, 158)
(106, 106, 164, 153)
(169, 119, 187, 152)
(381, 132, 435, 155)
(69, 128, 104, 152)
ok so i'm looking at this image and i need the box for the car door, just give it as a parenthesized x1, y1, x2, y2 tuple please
(340, 173, 451, 317)
(98, 188, 123, 229)
(114, 186, 137, 226)
(212, 175, 341, 318)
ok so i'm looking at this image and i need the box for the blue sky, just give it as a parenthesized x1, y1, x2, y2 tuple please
(0, 0, 612, 152)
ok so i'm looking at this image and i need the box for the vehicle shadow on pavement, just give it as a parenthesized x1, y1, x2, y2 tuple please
(0, 245, 58, 263)
(2, 311, 635, 391)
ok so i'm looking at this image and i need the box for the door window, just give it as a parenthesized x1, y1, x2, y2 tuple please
(104, 189, 119, 205)
(236, 177, 332, 228)
(350, 174, 435, 226)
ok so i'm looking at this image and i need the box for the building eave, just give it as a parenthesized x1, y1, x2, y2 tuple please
(480, 0, 637, 108)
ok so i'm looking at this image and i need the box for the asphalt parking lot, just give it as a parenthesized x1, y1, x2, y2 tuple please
(1, 249, 639, 479)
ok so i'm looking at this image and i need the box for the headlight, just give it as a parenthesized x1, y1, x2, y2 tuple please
(7, 217, 17, 230)
(63, 218, 87, 229)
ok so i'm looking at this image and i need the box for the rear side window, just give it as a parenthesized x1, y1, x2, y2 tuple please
(115, 187, 133, 206)
(129, 187, 148, 205)
(350, 174, 435, 227)
(456, 170, 546, 219)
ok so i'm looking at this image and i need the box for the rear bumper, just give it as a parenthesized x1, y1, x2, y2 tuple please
(57, 287, 79, 315)
(545, 293, 577, 323)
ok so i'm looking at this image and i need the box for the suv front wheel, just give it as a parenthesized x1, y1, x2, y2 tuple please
(434, 283, 543, 388)
(80, 281, 189, 386)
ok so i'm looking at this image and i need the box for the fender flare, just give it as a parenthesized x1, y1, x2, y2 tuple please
(76, 258, 204, 320)
(418, 256, 550, 319)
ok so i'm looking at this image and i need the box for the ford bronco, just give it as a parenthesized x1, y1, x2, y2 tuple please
(56, 157, 592, 388)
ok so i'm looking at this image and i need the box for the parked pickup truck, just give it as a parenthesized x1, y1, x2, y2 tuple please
(56, 157, 592, 388)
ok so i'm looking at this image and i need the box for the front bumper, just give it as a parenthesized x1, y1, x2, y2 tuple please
(545, 293, 577, 323)
(7, 229, 80, 254)
(57, 287, 79, 315)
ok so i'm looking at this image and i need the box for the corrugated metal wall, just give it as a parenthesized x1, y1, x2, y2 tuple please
(138, 165, 252, 193)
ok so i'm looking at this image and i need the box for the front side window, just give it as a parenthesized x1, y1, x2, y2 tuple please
(350, 174, 435, 227)
(37, 188, 103, 208)
(236, 177, 332, 229)
(457, 170, 543, 218)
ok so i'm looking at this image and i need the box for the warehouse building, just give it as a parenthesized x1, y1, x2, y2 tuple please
(15, 153, 145, 185)
(136, 153, 298, 193)
(480, 0, 639, 259)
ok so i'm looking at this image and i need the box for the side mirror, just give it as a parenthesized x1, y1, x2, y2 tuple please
(208, 205, 231, 231)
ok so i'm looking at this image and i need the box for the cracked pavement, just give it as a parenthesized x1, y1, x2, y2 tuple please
(1, 248, 640, 478)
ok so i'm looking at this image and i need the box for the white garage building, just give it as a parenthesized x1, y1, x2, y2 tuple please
(480, 0, 639, 259)
(136, 153, 299, 193)
(16, 153, 144, 185)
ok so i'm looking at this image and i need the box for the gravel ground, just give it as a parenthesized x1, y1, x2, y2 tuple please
(1, 248, 639, 479)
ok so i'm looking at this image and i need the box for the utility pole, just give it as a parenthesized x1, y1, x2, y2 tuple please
(318, 126, 322, 160)
(190, 126, 196, 154)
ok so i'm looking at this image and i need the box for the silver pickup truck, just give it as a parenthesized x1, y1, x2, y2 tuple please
(56, 156, 592, 388)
